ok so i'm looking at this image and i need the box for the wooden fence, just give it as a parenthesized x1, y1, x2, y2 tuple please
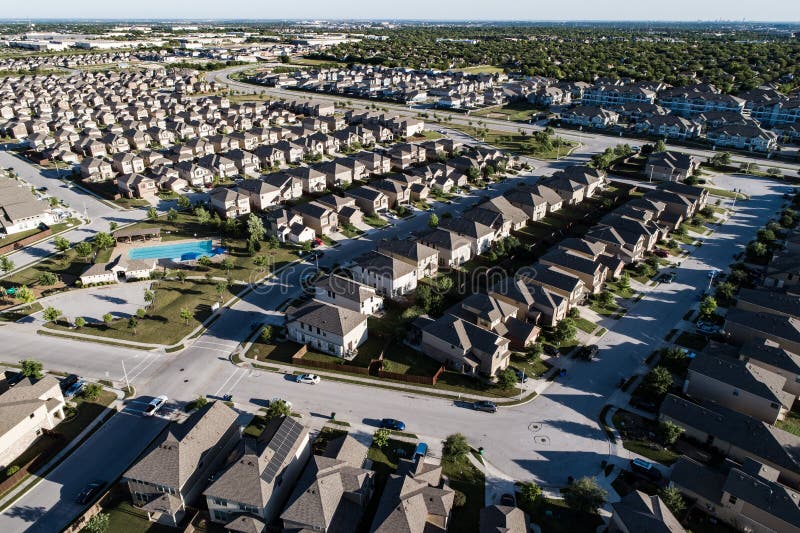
(0, 227, 51, 255)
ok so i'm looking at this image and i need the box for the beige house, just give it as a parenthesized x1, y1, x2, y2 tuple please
(237, 180, 282, 211)
(419, 228, 472, 268)
(0, 376, 66, 469)
(292, 201, 338, 236)
(117, 174, 156, 199)
(740, 338, 800, 397)
(209, 188, 251, 219)
(349, 251, 418, 298)
(420, 314, 511, 378)
(684, 353, 794, 424)
(286, 300, 369, 359)
(314, 274, 384, 315)
(376, 240, 439, 280)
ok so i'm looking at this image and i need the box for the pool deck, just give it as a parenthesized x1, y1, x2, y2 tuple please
(112, 237, 224, 267)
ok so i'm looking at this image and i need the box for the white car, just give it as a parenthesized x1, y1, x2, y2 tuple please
(143, 395, 168, 417)
(296, 374, 321, 385)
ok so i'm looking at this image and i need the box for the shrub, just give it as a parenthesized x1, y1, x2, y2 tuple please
(442, 433, 470, 461)
(5, 465, 20, 477)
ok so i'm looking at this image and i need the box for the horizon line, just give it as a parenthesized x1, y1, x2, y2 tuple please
(1, 18, 799, 24)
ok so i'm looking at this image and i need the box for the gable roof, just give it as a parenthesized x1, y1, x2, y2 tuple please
(688, 353, 793, 407)
(611, 491, 686, 533)
(286, 299, 368, 337)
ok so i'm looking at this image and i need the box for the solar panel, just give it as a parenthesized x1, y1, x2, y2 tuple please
(261, 419, 303, 483)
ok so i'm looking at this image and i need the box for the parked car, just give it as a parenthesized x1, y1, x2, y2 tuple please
(543, 344, 559, 357)
(500, 493, 516, 506)
(630, 458, 663, 480)
(295, 373, 321, 385)
(64, 379, 86, 398)
(60, 374, 79, 393)
(657, 272, 676, 283)
(143, 395, 168, 417)
(696, 322, 719, 335)
(577, 345, 599, 361)
(473, 400, 497, 413)
(379, 418, 406, 431)
(510, 366, 528, 383)
(76, 481, 105, 505)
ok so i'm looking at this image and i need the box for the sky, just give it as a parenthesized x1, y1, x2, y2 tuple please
(4, 0, 800, 22)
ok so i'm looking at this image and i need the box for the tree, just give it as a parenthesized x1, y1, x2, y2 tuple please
(144, 289, 156, 307)
(74, 316, 86, 329)
(442, 433, 470, 461)
(497, 368, 518, 390)
(198, 255, 213, 268)
(715, 281, 736, 302)
(195, 206, 211, 225)
(597, 290, 615, 308)
(254, 255, 268, 272)
(83, 512, 110, 533)
(518, 481, 542, 508)
(618, 272, 630, 291)
(221, 257, 235, 273)
(659, 485, 686, 516)
(643, 366, 673, 398)
(177, 195, 191, 209)
(136, 308, 146, 319)
(428, 213, 439, 228)
(710, 152, 732, 167)
(127, 317, 138, 335)
(16, 286, 35, 307)
(146, 207, 158, 220)
(247, 213, 266, 242)
(757, 228, 776, 243)
(20, 359, 43, 379)
(75, 241, 93, 258)
(176, 270, 188, 284)
(93, 232, 115, 250)
(103, 313, 114, 324)
(660, 347, 687, 372)
(38, 271, 58, 286)
(215, 280, 228, 302)
(42, 306, 62, 323)
(261, 325, 273, 342)
(0, 255, 14, 274)
(563, 476, 607, 514)
(373, 428, 390, 448)
(81, 383, 102, 401)
(746, 241, 768, 258)
(699, 296, 717, 318)
(659, 420, 685, 446)
(654, 139, 667, 153)
(108, 221, 118, 232)
(53, 236, 70, 252)
(167, 208, 179, 222)
(180, 307, 193, 325)
(193, 396, 209, 410)
(266, 399, 291, 418)
(551, 318, 577, 345)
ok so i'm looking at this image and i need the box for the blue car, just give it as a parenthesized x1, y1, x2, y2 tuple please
(380, 418, 406, 431)
(64, 380, 86, 398)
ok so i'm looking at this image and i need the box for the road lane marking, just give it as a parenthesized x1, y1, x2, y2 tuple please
(213, 367, 242, 397)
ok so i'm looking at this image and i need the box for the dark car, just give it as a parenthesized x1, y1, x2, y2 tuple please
(473, 400, 497, 413)
(60, 374, 79, 393)
(380, 418, 406, 431)
(577, 345, 599, 361)
(658, 272, 676, 283)
(76, 481, 105, 505)
(543, 344, 559, 357)
(500, 493, 516, 506)
(510, 366, 528, 383)
(630, 458, 663, 481)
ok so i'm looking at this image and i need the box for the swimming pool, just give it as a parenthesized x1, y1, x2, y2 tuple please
(128, 240, 224, 262)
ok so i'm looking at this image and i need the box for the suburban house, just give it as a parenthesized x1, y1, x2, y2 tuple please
(349, 251, 418, 297)
(370, 454, 455, 533)
(449, 292, 540, 350)
(419, 228, 473, 268)
(117, 174, 157, 199)
(723, 308, 800, 355)
(287, 166, 327, 194)
(489, 277, 569, 327)
(281, 434, 375, 532)
(209, 188, 251, 219)
(420, 313, 511, 378)
(585, 224, 644, 263)
(519, 264, 587, 308)
(80, 157, 114, 181)
(376, 240, 439, 280)
(644, 151, 701, 182)
(660, 394, 800, 488)
(736, 288, 800, 320)
(671, 456, 800, 533)
(124, 402, 240, 527)
(265, 209, 314, 244)
(609, 491, 685, 533)
(345, 186, 389, 215)
(560, 105, 620, 128)
(739, 337, 800, 397)
(315, 194, 364, 226)
(175, 162, 213, 187)
(314, 274, 384, 315)
(684, 353, 794, 424)
(292, 201, 338, 236)
(0, 177, 54, 235)
(764, 252, 800, 289)
(112, 152, 145, 175)
(539, 248, 608, 294)
(237, 179, 282, 211)
(504, 189, 548, 222)
(438, 217, 496, 255)
(286, 299, 369, 359)
(0, 376, 66, 469)
(204, 416, 310, 529)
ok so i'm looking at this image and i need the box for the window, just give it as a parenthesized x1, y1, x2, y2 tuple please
(728, 495, 738, 505)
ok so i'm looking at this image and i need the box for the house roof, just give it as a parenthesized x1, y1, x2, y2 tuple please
(559, 237, 606, 258)
(439, 216, 495, 240)
(479, 505, 529, 533)
(224, 515, 266, 533)
(353, 250, 416, 279)
(647, 151, 699, 172)
(287, 299, 368, 337)
(315, 274, 377, 305)
(423, 314, 508, 356)
(610, 491, 686, 533)
(725, 308, 800, 346)
(376, 240, 438, 264)
(125, 401, 238, 490)
(737, 288, 800, 319)
(723, 462, 800, 528)
(523, 263, 584, 294)
(660, 394, 800, 474)
(420, 228, 471, 251)
(0, 376, 62, 436)
(740, 337, 800, 376)
(371, 472, 454, 533)
(204, 416, 309, 508)
(540, 249, 604, 278)
(670, 456, 727, 503)
(688, 352, 793, 408)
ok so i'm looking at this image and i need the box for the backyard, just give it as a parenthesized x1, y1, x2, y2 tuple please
(442, 452, 485, 533)
(612, 409, 680, 465)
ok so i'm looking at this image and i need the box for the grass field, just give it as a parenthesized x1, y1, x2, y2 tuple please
(45, 280, 241, 345)
(472, 101, 542, 122)
(776, 410, 800, 437)
(442, 454, 485, 533)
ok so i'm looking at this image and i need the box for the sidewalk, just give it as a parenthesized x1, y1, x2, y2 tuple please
(0, 386, 124, 511)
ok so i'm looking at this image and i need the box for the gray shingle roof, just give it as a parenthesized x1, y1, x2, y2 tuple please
(610, 491, 686, 533)
(287, 299, 368, 337)
(688, 353, 793, 407)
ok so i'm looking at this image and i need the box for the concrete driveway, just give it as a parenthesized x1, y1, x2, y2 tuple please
(34, 281, 153, 324)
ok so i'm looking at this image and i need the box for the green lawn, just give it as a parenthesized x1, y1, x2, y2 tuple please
(589, 300, 619, 317)
(510, 354, 550, 378)
(620, 439, 680, 465)
(573, 317, 597, 334)
(776, 410, 800, 437)
(104, 500, 176, 533)
(0, 302, 43, 322)
(471, 101, 541, 122)
(2, 248, 91, 288)
(459, 65, 506, 75)
(0, 226, 44, 248)
(702, 186, 747, 200)
(45, 280, 241, 345)
(442, 455, 485, 533)
(363, 214, 389, 228)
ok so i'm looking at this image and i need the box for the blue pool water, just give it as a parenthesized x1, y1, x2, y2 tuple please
(128, 240, 224, 262)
